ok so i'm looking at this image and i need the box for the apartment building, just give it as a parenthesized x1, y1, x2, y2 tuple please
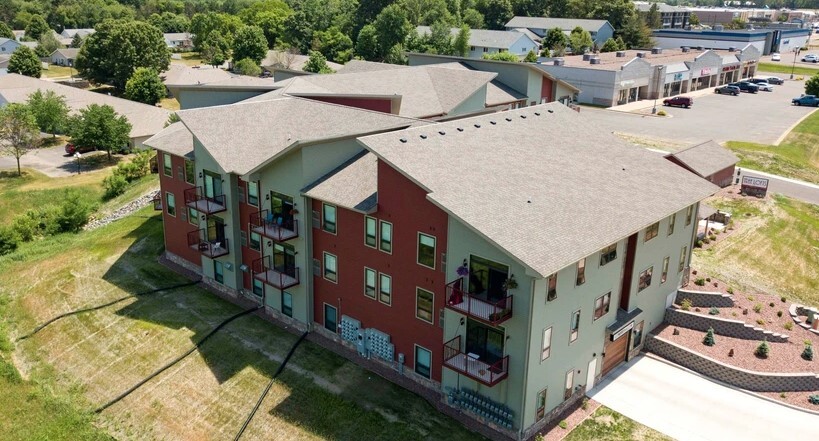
(415, 26, 540, 59)
(147, 98, 717, 438)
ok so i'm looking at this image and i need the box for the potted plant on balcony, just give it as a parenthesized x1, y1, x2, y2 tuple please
(502, 274, 518, 291)
(456, 261, 469, 277)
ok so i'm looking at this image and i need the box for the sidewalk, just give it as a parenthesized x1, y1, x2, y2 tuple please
(607, 87, 719, 113)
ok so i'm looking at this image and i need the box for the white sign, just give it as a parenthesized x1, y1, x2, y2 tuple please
(741, 176, 769, 189)
(611, 322, 634, 341)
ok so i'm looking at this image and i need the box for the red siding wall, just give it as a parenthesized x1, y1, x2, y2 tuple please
(708, 166, 736, 188)
(541, 76, 554, 102)
(312, 161, 448, 381)
(300, 96, 395, 114)
(159, 152, 200, 266)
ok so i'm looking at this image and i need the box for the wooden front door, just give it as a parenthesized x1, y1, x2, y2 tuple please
(602, 334, 629, 377)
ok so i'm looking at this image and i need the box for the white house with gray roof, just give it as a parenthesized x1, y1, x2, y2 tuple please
(415, 26, 539, 59)
(0, 38, 22, 55)
(505, 17, 615, 47)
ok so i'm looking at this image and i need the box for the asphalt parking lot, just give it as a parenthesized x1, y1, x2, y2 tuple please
(581, 75, 817, 145)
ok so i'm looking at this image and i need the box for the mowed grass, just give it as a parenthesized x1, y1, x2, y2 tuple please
(564, 406, 671, 441)
(0, 207, 483, 441)
(172, 52, 205, 67)
(41, 65, 77, 79)
(758, 62, 819, 76)
(726, 108, 819, 184)
(693, 195, 819, 305)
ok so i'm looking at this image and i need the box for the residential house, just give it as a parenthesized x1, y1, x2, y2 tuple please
(665, 140, 739, 188)
(504, 17, 615, 48)
(164, 33, 193, 49)
(634, 2, 691, 29)
(0, 38, 21, 55)
(415, 26, 539, 59)
(50, 48, 79, 66)
(162, 64, 278, 110)
(0, 54, 10, 75)
(260, 50, 344, 82)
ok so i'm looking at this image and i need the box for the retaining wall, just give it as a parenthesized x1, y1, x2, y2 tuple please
(646, 335, 819, 392)
(676, 289, 734, 308)
(665, 308, 789, 343)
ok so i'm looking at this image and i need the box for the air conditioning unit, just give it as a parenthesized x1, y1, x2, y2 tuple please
(553, 58, 565, 66)
(590, 58, 601, 64)
(616, 51, 626, 57)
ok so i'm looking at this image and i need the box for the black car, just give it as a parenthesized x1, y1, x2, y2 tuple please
(729, 81, 759, 93)
(715, 85, 740, 95)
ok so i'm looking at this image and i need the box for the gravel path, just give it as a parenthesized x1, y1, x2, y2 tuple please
(84, 189, 160, 231)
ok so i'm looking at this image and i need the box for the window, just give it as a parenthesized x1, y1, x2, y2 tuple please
(324, 303, 337, 332)
(379, 273, 392, 305)
(685, 205, 694, 226)
(184, 160, 195, 184)
(379, 221, 392, 253)
(282, 292, 293, 317)
(593, 292, 611, 320)
(661, 256, 670, 284)
(631, 321, 644, 349)
(165, 192, 176, 217)
(576, 258, 586, 286)
(569, 310, 580, 342)
(483, 47, 488, 52)
(364, 268, 376, 299)
(414, 345, 431, 379)
(214, 260, 223, 284)
(323, 253, 337, 282)
(600, 243, 617, 266)
(638, 266, 653, 292)
(679, 246, 687, 272)
(668, 213, 676, 236)
(536, 389, 547, 421)
(163, 153, 172, 176)
(247, 181, 259, 207)
(546, 273, 557, 301)
(644, 222, 659, 242)
(252, 278, 264, 296)
(416, 288, 434, 324)
(322, 203, 336, 234)
(364, 217, 377, 248)
(417, 233, 436, 269)
(188, 207, 198, 225)
(541, 327, 552, 361)
(250, 231, 261, 251)
(564, 369, 574, 400)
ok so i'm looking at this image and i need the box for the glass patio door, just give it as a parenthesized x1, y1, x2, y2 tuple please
(203, 170, 222, 199)
(465, 319, 504, 365)
(207, 217, 225, 243)
(270, 191, 294, 229)
(272, 243, 295, 276)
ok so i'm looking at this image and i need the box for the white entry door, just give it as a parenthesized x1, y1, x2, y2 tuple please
(666, 291, 676, 308)
(586, 358, 597, 390)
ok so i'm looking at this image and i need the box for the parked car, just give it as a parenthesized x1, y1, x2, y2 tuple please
(64, 143, 95, 155)
(754, 82, 774, 92)
(662, 96, 693, 108)
(715, 85, 740, 95)
(771, 52, 781, 61)
(792, 94, 819, 106)
(802, 54, 819, 63)
(765, 76, 784, 85)
(729, 81, 759, 93)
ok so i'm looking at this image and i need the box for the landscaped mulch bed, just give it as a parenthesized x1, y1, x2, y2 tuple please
(539, 398, 601, 441)
(759, 391, 819, 413)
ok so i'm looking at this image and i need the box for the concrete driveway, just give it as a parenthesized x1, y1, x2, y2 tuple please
(0, 144, 90, 177)
(581, 76, 816, 145)
(588, 354, 819, 441)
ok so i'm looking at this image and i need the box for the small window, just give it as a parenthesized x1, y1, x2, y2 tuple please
(379, 273, 392, 305)
(379, 221, 392, 253)
(322, 204, 336, 234)
(679, 246, 687, 272)
(184, 160, 195, 184)
(165, 192, 176, 217)
(631, 321, 644, 349)
(667, 213, 676, 236)
(214, 260, 224, 284)
(364, 217, 377, 248)
(564, 369, 574, 400)
(282, 291, 293, 317)
(364, 268, 376, 299)
(541, 327, 552, 361)
(239, 231, 247, 247)
(163, 153, 172, 176)
(416, 288, 434, 324)
(323, 252, 337, 282)
(576, 258, 586, 286)
(414, 345, 431, 379)
(252, 278, 264, 296)
(569, 310, 580, 343)
(638, 266, 653, 292)
(324, 303, 337, 332)
(593, 292, 611, 320)
(247, 181, 259, 207)
(600, 243, 617, 266)
(644, 222, 660, 242)
(661, 256, 670, 284)
(536, 389, 547, 421)
(546, 273, 557, 301)
(685, 205, 694, 226)
(483, 47, 488, 52)
(250, 231, 261, 251)
(188, 207, 198, 225)
(417, 233, 436, 269)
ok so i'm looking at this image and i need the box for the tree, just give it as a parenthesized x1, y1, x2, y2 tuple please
(0, 21, 14, 40)
(543, 27, 568, 53)
(68, 104, 131, 160)
(702, 327, 715, 346)
(303, 50, 334, 73)
(312, 26, 353, 64)
(477, 0, 513, 30)
(75, 20, 170, 90)
(462, 9, 484, 29)
(383, 43, 408, 65)
(238, 1, 292, 49)
(806, 74, 819, 96)
(70, 33, 84, 48)
(37, 31, 62, 56)
(689, 13, 700, 27)
(619, 12, 653, 49)
(425, 20, 453, 55)
(644, 3, 661, 29)
(355, 24, 379, 61)
(803, 341, 814, 361)
(232, 25, 267, 64)
(523, 50, 537, 62)
(8, 46, 41, 78)
(373, 4, 412, 58)
(755, 340, 770, 358)
(600, 38, 620, 53)
(482, 51, 518, 62)
(569, 26, 593, 54)
(726, 18, 747, 30)
(0, 103, 39, 176)
(190, 12, 243, 51)
(232, 58, 262, 76)
(26, 89, 69, 136)
(201, 31, 230, 67)
(453, 25, 470, 57)
(148, 12, 191, 33)
(125, 68, 166, 105)
(24, 14, 49, 41)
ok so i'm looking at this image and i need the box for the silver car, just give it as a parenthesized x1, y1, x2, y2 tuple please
(755, 82, 774, 92)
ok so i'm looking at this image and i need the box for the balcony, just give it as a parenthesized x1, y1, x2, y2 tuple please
(252, 256, 300, 290)
(250, 209, 299, 242)
(187, 229, 229, 258)
(184, 186, 226, 214)
(443, 336, 508, 387)
(445, 279, 513, 326)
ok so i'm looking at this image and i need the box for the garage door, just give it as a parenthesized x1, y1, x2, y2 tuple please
(602, 334, 629, 377)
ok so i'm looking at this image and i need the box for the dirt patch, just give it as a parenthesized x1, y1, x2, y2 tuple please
(539, 398, 601, 441)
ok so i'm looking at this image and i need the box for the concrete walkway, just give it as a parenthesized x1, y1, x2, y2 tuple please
(588, 354, 819, 441)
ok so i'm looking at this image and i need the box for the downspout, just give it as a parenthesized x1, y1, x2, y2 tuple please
(517, 277, 536, 441)
(304, 195, 314, 331)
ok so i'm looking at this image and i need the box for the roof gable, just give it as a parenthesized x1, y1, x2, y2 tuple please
(667, 141, 739, 178)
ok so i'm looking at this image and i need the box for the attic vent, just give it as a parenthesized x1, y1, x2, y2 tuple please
(681, 46, 690, 53)
(651, 47, 662, 54)
(590, 58, 601, 65)
(420, 134, 427, 139)
(728, 46, 736, 52)
(399, 138, 407, 143)
(438, 130, 446, 135)
(553, 58, 565, 66)
(615, 51, 626, 57)
(582, 54, 592, 61)
(456, 127, 464, 132)
(547, 109, 554, 113)
(474, 123, 481, 128)
(520, 115, 526, 119)
(505, 117, 512, 122)
(636, 52, 646, 58)
(694, 46, 703, 51)
(489, 121, 497, 125)
(534, 112, 541, 116)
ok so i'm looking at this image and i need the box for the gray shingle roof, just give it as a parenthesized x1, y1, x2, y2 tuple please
(668, 141, 739, 178)
(51, 48, 79, 58)
(358, 103, 718, 278)
(335, 60, 407, 74)
(177, 96, 424, 176)
(415, 26, 535, 50)
(505, 16, 611, 32)
(302, 150, 378, 213)
(143, 122, 194, 159)
(260, 50, 343, 72)
(425, 62, 526, 106)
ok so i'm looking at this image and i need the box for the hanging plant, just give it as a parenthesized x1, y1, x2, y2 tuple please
(502, 275, 518, 290)
(456, 264, 469, 277)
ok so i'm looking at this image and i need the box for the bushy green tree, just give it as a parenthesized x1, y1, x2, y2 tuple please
(148, 12, 191, 33)
(600, 38, 620, 53)
(0, 103, 39, 176)
(8, 46, 41, 78)
(201, 31, 230, 67)
(302, 50, 334, 73)
(543, 27, 568, 53)
(523, 50, 537, 62)
(462, 8, 484, 29)
(56, 189, 93, 232)
(373, 4, 412, 58)
(0, 227, 19, 256)
(805, 73, 819, 96)
(70, 33, 84, 48)
(232, 57, 262, 76)
(0, 21, 15, 40)
(238, 0, 292, 48)
(453, 25, 470, 57)
(619, 12, 653, 49)
(355, 24, 379, 61)
(802, 342, 814, 361)
(397, 0, 453, 26)
(424, 20, 453, 55)
(482, 51, 518, 62)
(232, 25, 267, 63)
(569, 26, 593, 54)
(689, 13, 700, 27)
(383, 43, 408, 65)
(312, 26, 353, 64)
(125, 68, 166, 105)
(37, 31, 62, 56)
(755, 340, 770, 358)
(726, 18, 747, 30)
(702, 327, 715, 346)
(477, 0, 513, 30)
(644, 3, 661, 29)
(190, 12, 243, 50)
(68, 104, 132, 160)
(24, 14, 49, 41)
(26, 89, 69, 136)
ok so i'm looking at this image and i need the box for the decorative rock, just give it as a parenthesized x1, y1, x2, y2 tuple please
(728, 349, 734, 357)
(743, 308, 749, 315)
(673, 328, 680, 336)
(83, 190, 159, 231)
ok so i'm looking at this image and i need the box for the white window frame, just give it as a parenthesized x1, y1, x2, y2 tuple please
(364, 216, 377, 248)
(414, 344, 432, 379)
(593, 292, 611, 320)
(163, 153, 172, 177)
(569, 309, 580, 343)
(323, 252, 337, 283)
(541, 327, 552, 361)
(364, 267, 377, 299)
(661, 256, 670, 284)
(644, 222, 660, 242)
(379, 273, 392, 305)
(247, 181, 259, 207)
(576, 258, 586, 286)
(417, 232, 436, 269)
(415, 287, 434, 324)
(379, 221, 392, 254)
(165, 191, 176, 217)
(322, 203, 337, 234)
(667, 213, 676, 236)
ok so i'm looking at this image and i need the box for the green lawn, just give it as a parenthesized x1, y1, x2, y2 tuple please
(172, 51, 205, 66)
(563, 406, 671, 441)
(41, 65, 77, 79)
(725, 108, 819, 184)
(758, 63, 819, 77)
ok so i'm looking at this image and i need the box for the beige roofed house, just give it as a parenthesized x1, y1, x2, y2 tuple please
(665, 140, 739, 187)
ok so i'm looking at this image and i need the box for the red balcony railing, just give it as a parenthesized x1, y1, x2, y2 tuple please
(252, 256, 299, 290)
(445, 279, 513, 326)
(249, 209, 299, 242)
(184, 186, 226, 214)
(443, 336, 509, 387)
(187, 229, 229, 258)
